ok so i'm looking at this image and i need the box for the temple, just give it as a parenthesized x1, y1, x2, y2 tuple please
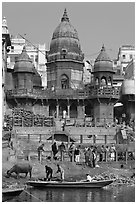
(3, 10, 134, 144)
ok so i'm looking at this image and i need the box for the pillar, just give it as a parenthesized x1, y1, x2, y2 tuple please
(56, 104, 59, 118)
(83, 105, 85, 115)
(67, 105, 70, 118)
(115, 150, 118, 162)
(46, 104, 49, 116)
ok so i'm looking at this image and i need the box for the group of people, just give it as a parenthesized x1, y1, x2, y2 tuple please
(51, 141, 81, 163)
(52, 141, 66, 161)
(99, 144, 116, 162)
(45, 164, 93, 182)
(37, 141, 81, 163)
(45, 164, 64, 181)
(37, 141, 117, 166)
(68, 142, 81, 162)
(84, 146, 97, 168)
(84, 144, 117, 167)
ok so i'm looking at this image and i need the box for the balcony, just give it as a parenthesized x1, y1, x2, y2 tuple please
(90, 86, 120, 99)
(6, 88, 89, 100)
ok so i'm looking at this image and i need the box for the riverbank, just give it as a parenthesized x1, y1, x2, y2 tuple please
(2, 153, 135, 189)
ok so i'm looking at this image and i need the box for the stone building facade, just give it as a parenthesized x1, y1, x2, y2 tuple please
(4, 9, 120, 131)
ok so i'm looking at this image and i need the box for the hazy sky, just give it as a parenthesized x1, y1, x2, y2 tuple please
(2, 2, 135, 60)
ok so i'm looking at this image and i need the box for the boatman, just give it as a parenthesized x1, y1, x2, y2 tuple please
(56, 164, 64, 181)
(45, 165, 53, 181)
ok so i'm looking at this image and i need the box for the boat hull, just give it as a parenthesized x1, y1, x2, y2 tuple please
(27, 180, 114, 188)
(2, 188, 24, 202)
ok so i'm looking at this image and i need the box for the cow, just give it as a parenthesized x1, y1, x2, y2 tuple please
(7, 163, 32, 179)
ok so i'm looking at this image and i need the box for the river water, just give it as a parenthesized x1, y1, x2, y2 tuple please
(7, 185, 135, 202)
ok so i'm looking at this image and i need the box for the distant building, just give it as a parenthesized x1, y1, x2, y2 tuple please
(7, 35, 47, 88)
(117, 45, 135, 74)
(124, 59, 135, 80)
(112, 45, 134, 87)
(120, 59, 135, 122)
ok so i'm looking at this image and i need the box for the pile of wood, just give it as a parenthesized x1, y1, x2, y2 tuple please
(12, 108, 24, 127)
(43, 117, 54, 127)
(4, 108, 55, 127)
(4, 115, 13, 130)
(33, 114, 43, 127)
(23, 110, 33, 127)
(12, 108, 33, 127)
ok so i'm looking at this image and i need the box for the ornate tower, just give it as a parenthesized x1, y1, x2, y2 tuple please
(91, 45, 120, 124)
(46, 9, 84, 90)
(13, 46, 35, 91)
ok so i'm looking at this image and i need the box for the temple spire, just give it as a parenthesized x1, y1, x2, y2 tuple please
(22, 45, 27, 53)
(61, 8, 69, 22)
(101, 44, 105, 52)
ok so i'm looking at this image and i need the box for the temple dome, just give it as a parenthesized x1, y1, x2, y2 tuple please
(47, 9, 83, 61)
(52, 9, 78, 40)
(14, 46, 35, 73)
(94, 45, 114, 72)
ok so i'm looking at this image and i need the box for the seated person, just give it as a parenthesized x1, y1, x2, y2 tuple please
(86, 173, 93, 182)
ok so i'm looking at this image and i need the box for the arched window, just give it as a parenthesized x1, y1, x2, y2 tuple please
(61, 74, 69, 89)
(101, 76, 107, 86)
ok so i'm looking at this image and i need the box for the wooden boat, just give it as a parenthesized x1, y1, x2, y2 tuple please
(2, 187, 24, 202)
(27, 179, 114, 188)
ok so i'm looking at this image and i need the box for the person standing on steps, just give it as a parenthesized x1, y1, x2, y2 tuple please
(68, 142, 76, 162)
(74, 146, 81, 163)
(52, 141, 58, 159)
(37, 143, 46, 163)
(59, 142, 66, 161)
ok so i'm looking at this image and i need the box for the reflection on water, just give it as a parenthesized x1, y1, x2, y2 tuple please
(8, 185, 135, 202)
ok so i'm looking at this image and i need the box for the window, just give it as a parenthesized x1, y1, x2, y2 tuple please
(61, 74, 69, 89)
(101, 76, 107, 86)
(61, 49, 67, 59)
(122, 55, 126, 59)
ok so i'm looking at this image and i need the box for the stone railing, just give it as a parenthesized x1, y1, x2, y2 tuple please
(6, 88, 89, 100)
(90, 86, 120, 99)
(6, 86, 120, 100)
